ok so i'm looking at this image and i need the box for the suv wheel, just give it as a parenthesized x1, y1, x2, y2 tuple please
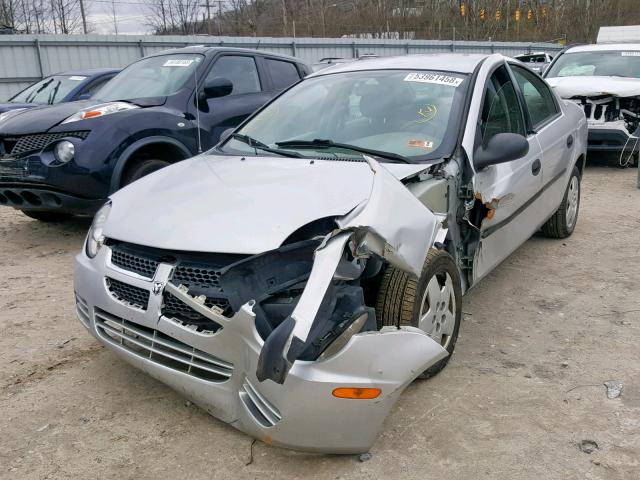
(122, 159, 170, 186)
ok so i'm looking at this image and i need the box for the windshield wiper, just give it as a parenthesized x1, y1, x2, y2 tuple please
(275, 139, 415, 164)
(231, 133, 304, 158)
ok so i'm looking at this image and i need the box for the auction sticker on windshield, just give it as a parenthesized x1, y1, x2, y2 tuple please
(404, 72, 463, 87)
(163, 59, 195, 67)
(621, 52, 640, 57)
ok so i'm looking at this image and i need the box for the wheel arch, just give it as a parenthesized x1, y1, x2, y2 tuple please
(110, 136, 193, 192)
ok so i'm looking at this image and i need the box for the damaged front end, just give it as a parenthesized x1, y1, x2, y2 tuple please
(74, 158, 449, 453)
(570, 94, 640, 158)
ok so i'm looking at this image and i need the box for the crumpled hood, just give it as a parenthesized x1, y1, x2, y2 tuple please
(546, 75, 640, 98)
(105, 155, 399, 254)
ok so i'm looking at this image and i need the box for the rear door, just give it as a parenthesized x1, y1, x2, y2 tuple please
(509, 63, 571, 218)
(472, 64, 544, 282)
(261, 57, 304, 92)
(197, 54, 272, 145)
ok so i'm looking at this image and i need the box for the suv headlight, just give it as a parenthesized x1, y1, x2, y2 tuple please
(86, 202, 111, 258)
(62, 102, 138, 124)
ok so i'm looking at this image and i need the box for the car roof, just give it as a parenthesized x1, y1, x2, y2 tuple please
(565, 43, 640, 53)
(148, 46, 304, 63)
(52, 68, 120, 77)
(308, 53, 490, 77)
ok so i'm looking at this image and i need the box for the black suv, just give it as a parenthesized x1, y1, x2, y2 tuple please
(0, 47, 310, 221)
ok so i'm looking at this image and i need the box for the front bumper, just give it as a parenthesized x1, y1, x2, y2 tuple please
(74, 245, 448, 454)
(0, 183, 105, 213)
(587, 122, 637, 152)
(0, 150, 107, 214)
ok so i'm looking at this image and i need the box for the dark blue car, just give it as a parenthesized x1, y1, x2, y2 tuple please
(0, 47, 310, 221)
(0, 68, 120, 114)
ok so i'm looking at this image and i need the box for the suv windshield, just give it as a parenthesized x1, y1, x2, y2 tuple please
(219, 69, 469, 162)
(546, 50, 640, 78)
(95, 53, 204, 101)
(10, 75, 86, 104)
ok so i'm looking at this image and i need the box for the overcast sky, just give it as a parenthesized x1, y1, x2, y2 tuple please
(88, 1, 155, 35)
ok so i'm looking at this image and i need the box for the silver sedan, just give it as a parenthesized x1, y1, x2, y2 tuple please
(74, 53, 587, 454)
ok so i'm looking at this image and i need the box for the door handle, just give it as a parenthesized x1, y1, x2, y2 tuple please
(531, 159, 542, 176)
(567, 135, 574, 148)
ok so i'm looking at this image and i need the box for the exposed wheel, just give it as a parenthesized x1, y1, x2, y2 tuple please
(375, 248, 462, 378)
(122, 159, 170, 186)
(541, 166, 580, 239)
(22, 210, 72, 222)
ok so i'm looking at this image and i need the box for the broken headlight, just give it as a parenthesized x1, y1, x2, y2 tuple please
(86, 202, 111, 258)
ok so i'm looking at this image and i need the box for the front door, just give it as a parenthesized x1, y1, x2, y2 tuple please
(472, 65, 544, 283)
(194, 54, 273, 147)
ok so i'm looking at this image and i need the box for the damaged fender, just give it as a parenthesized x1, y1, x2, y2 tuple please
(257, 157, 444, 384)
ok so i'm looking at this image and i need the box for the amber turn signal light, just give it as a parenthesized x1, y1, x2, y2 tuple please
(82, 111, 102, 119)
(332, 387, 381, 399)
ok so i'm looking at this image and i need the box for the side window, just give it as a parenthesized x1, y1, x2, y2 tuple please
(510, 64, 559, 128)
(206, 56, 261, 96)
(480, 66, 525, 145)
(265, 59, 301, 90)
(78, 76, 112, 98)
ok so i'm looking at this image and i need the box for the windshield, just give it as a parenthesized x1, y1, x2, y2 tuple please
(95, 53, 204, 101)
(546, 50, 640, 78)
(10, 75, 86, 104)
(219, 69, 469, 162)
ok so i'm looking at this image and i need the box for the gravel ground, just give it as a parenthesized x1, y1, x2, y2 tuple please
(0, 166, 639, 480)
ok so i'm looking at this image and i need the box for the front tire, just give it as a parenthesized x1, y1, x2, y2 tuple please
(375, 248, 462, 378)
(22, 210, 72, 222)
(122, 159, 170, 186)
(541, 166, 580, 239)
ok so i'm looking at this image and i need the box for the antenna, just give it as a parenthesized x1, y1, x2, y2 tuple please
(194, 63, 203, 153)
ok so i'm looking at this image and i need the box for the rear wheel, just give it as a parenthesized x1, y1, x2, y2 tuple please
(541, 166, 580, 239)
(22, 210, 72, 222)
(375, 248, 462, 378)
(122, 159, 170, 186)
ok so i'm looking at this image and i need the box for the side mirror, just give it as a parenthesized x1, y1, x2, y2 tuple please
(201, 77, 233, 100)
(474, 133, 529, 170)
(76, 93, 91, 100)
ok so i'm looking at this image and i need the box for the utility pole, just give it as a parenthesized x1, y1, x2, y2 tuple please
(79, 0, 87, 34)
(111, 0, 118, 34)
(205, 0, 212, 35)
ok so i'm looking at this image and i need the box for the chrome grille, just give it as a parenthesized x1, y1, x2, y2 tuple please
(5, 131, 89, 157)
(110, 245, 160, 278)
(240, 378, 281, 427)
(106, 277, 150, 310)
(75, 293, 90, 328)
(94, 308, 233, 382)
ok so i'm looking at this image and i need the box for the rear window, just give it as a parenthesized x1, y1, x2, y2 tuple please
(265, 59, 301, 90)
